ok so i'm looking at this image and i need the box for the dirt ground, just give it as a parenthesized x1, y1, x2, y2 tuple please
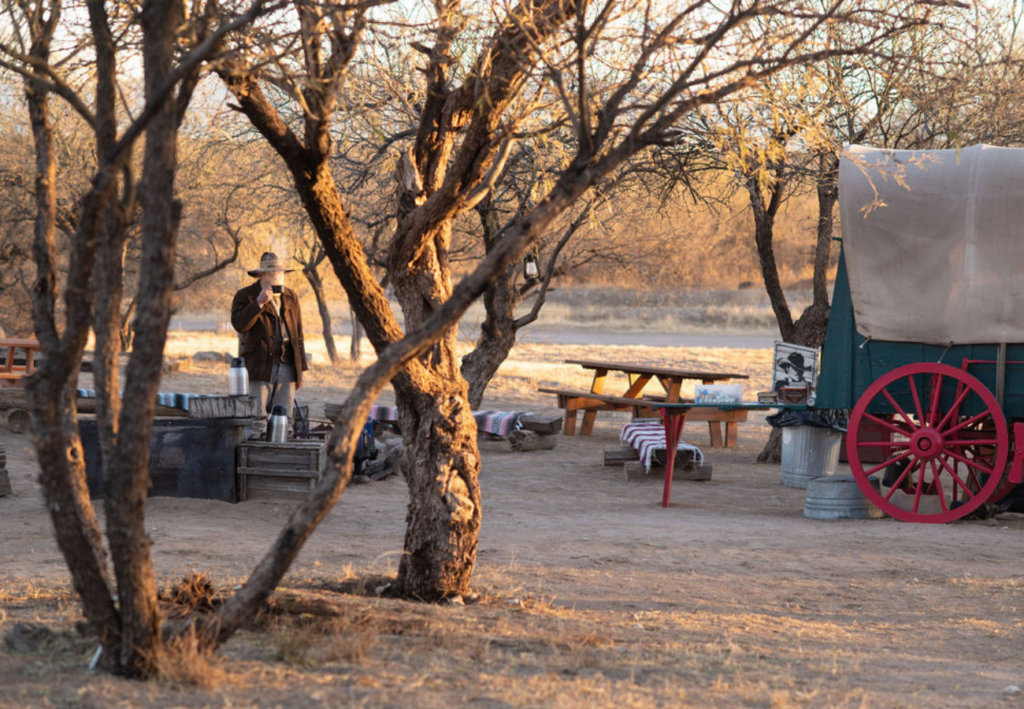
(1, 344, 1023, 708)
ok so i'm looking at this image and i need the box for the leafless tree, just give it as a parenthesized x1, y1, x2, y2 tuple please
(217, 0, 941, 602)
(3, 0, 272, 676)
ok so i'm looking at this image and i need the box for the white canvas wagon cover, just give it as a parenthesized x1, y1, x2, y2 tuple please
(839, 144, 1024, 345)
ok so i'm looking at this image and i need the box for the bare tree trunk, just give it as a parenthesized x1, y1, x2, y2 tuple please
(99, 0, 184, 676)
(749, 174, 794, 341)
(349, 310, 363, 361)
(462, 264, 517, 410)
(23, 43, 124, 664)
(304, 264, 338, 364)
(390, 215, 481, 598)
(461, 201, 518, 410)
(790, 154, 838, 347)
(752, 158, 839, 463)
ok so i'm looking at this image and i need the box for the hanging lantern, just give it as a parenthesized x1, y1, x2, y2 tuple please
(523, 252, 539, 282)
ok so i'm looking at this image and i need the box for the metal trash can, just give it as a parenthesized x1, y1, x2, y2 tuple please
(804, 474, 883, 520)
(780, 425, 842, 489)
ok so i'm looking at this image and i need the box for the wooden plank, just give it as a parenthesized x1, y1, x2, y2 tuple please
(519, 414, 562, 435)
(508, 430, 557, 451)
(237, 466, 320, 479)
(0, 389, 29, 409)
(603, 445, 639, 465)
(238, 441, 327, 472)
(242, 487, 310, 502)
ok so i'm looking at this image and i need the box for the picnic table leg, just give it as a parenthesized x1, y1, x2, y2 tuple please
(708, 422, 724, 448)
(580, 410, 599, 436)
(661, 408, 687, 507)
(563, 407, 577, 435)
(725, 421, 739, 448)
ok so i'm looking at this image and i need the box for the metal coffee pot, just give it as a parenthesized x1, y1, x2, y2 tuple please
(268, 405, 288, 443)
(229, 357, 249, 396)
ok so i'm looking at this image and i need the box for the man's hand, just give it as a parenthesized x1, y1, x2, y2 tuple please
(296, 380, 303, 390)
(256, 287, 273, 306)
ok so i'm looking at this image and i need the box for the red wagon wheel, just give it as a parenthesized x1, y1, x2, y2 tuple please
(847, 363, 1008, 523)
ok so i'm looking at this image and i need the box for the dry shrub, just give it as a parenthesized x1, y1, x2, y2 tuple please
(161, 572, 220, 619)
(152, 626, 225, 689)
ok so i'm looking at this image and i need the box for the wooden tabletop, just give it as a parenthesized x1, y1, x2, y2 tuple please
(0, 339, 42, 349)
(564, 359, 749, 381)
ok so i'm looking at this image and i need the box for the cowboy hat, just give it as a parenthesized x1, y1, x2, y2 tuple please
(247, 252, 295, 277)
(778, 351, 813, 373)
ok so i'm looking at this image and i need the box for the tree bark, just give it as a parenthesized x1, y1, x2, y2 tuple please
(101, 0, 184, 675)
(461, 264, 518, 410)
(349, 310, 363, 361)
(304, 263, 338, 364)
(389, 214, 482, 598)
(461, 199, 518, 410)
(22, 5, 123, 666)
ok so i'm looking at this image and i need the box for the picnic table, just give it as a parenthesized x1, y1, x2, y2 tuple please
(0, 338, 42, 385)
(538, 359, 750, 446)
(653, 402, 808, 507)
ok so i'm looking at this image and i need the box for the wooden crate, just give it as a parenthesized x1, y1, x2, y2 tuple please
(237, 440, 328, 502)
(189, 395, 257, 420)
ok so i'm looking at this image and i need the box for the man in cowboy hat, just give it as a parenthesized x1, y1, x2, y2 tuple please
(231, 252, 308, 430)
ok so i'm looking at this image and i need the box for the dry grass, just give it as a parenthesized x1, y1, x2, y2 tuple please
(151, 626, 227, 689)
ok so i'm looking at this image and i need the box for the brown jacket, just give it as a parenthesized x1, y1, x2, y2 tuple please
(231, 281, 308, 385)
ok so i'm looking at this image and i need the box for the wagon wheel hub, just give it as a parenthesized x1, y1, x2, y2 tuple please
(909, 427, 945, 461)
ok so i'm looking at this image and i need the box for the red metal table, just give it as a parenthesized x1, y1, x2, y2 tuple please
(655, 402, 809, 507)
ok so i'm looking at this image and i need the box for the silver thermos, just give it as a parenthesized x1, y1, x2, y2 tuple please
(229, 357, 249, 396)
(268, 405, 288, 443)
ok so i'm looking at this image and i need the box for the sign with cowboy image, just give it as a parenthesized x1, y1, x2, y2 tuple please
(772, 342, 818, 403)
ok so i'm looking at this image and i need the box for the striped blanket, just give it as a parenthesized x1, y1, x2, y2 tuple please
(366, 405, 524, 439)
(620, 422, 704, 474)
(76, 388, 202, 411)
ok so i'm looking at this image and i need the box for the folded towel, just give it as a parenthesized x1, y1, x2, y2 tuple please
(368, 404, 399, 422)
(473, 410, 525, 438)
(620, 422, 704, 473)
(364, 405, 524, 439)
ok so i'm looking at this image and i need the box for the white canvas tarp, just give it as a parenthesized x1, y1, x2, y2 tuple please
(839, 144, 1024, 345)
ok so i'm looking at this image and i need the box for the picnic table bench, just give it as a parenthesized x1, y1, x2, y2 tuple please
(539, 359, 749, 447)
(0, 339, 42, 385)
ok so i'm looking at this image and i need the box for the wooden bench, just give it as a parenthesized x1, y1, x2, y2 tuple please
(0, 339, 42, 385)
(537, 387, 748, 447)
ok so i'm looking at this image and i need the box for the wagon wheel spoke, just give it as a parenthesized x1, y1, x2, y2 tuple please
(927, 373, 944, 428)
(945, 410, 997, 438)
(857, 441, 911, 449)
(931, 461, 949, 512)
(912, 460, 927, 512)
(944, 448, 996, 477)
(863, 412, 915, 439)
(908, 376, 926, 427)
(882, 460, 916, 502)
(944, 438, 1000, 447)
(881, 387, 920, 433)
(864, 450, 913, 479)
(937, 455, 975, 501)
(935, 384, 973, 431)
